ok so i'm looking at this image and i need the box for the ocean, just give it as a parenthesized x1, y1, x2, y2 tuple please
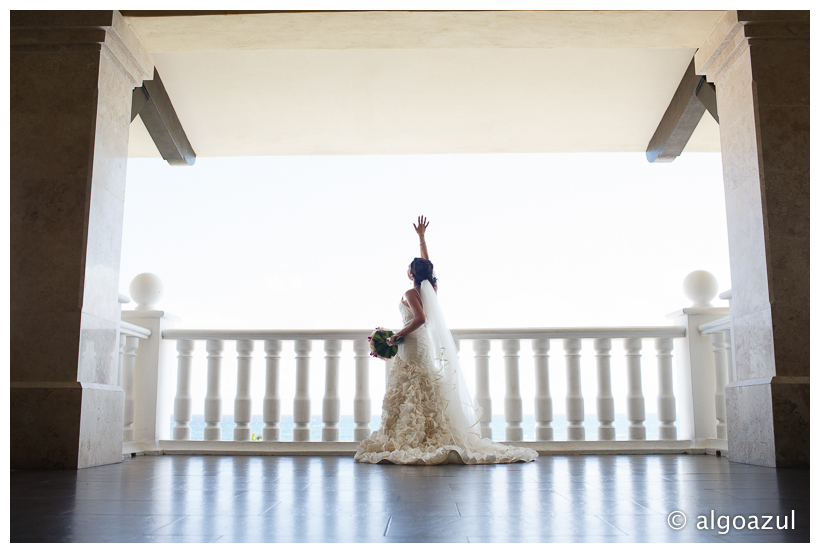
(175, 413, 663, 442)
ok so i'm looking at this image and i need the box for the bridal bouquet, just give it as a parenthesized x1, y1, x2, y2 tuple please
(368, 327, 403, 360)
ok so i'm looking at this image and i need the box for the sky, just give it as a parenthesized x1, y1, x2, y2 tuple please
(119, 152, 730, 417)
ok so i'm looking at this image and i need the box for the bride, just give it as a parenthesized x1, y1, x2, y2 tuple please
(355, 216, 538, 465)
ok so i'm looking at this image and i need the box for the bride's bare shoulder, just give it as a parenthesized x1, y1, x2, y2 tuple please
(400, 289, 414, 305)
(404, 288, 424, 303)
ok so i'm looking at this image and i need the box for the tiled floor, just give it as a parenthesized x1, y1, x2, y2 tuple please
(10, 454, 809, 543)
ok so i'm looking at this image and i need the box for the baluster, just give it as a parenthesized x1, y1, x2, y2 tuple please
(117, 333, 126, 387)
(656, 337, 677, 440)
(203, 339, 224, 441)
(353, 339, 372, 441)
(710, 332, 729, 440)
(293, 339, 312, 441)
(172, 339, 195, 440)
(564, 339, 585, 440)
(121, 335, 139, 442)
(473, 340, 493, 439)
(233, 340, 254, 441)
(723, 328, 735, 382)
(594, 338, 615, 440)
(263, 340, 281, 441)
(502, 339, 523, 441)
(322, 340, 342, 441)
(623, 338, 646, 440)
(385, 357, 393, 390)
(533, 338, 553, 441)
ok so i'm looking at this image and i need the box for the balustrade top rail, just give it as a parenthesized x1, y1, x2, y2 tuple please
(162, 326, 686, 341)
(698, 316, 730, 335)
(120, 321, 151, 340)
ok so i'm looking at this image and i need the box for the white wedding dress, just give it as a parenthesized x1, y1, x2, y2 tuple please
(355, 281, 538, 465)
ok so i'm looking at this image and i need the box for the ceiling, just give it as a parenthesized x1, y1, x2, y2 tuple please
(123, 10, 725, 158)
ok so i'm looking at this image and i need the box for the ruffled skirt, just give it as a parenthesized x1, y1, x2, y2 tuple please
(354, 354, 538, 465)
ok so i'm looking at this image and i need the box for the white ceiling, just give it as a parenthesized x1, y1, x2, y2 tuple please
(124, 11, 724, 158)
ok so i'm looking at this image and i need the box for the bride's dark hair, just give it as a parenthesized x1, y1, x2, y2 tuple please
(410, 257, 437, 291)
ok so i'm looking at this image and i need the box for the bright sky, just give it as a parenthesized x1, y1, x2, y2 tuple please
(120, 152, 730, 417)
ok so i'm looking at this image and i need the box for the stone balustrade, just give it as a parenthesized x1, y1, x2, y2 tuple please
(698, 306, 732, 443)
(151, 327, 701, 453)
(118, 272, 733, 456)
(117, 321, 151, 444)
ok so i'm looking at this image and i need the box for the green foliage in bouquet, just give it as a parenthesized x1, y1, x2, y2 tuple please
(368, 327, 400, 360)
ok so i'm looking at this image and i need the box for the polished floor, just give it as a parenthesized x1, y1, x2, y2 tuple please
(10, 454, 809, 543)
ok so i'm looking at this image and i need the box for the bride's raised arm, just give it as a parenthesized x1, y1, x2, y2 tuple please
(414, 215, 429, 260)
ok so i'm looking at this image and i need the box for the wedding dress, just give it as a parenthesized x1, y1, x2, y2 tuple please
(355, 281, 538, 465)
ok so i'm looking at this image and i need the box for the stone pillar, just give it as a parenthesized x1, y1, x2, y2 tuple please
(695, 11, 809, 467)
(10, 11, 153, 468)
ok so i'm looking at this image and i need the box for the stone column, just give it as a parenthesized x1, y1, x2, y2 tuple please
(10, 11, 153, 468)
(695, 10, 809, 467)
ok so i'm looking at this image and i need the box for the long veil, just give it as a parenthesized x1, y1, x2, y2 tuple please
(419, 280, 497, 452)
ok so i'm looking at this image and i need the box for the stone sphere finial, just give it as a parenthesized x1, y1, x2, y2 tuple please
(129, 273, 164, 310)
(683, 270, 718, 307)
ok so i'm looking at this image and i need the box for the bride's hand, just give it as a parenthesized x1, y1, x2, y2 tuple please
(386, 335, 396, 346)
(413, 215, 429, 237)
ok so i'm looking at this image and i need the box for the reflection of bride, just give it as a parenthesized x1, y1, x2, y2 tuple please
(355, 216, 538, 465)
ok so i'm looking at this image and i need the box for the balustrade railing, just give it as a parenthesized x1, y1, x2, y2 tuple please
(116, 272, 733, 455)
(698, 315, 732, 441)
(157, 327, 691, 447)
(117, 321, 151, 443)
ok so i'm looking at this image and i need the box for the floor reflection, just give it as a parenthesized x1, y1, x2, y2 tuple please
(10, 454, 809, 543)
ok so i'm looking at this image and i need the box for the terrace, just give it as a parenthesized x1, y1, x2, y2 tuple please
(10, 9, 809, 544)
